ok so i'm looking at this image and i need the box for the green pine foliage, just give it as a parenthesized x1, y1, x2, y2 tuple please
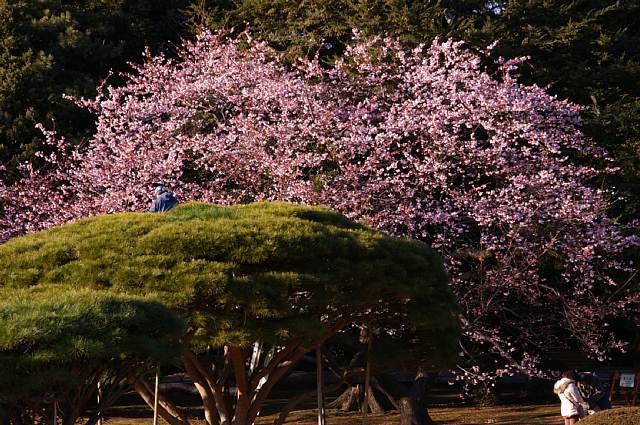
(0, 201, 458, 354)
(0, 289, 183, 402)
(0, 0, 190, 170)
(185, 0, 496, 61)
(0, 287, 184, 424)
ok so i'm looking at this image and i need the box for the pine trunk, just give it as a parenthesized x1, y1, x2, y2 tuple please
(129, 377, 190, 425)
(328, 384, 385, 413)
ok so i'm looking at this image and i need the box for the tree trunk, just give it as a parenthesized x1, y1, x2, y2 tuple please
(129, 377, 190, 425)
(367, 388, 383, 413)
(183, 350, 230, 425)
(403, 372, 435, 425)
(373, 379, 399, 410)
(229, 347, 250, 425)
(399, 398, 413, 425)
(327, 384, 385, 413)
(328, 384, 361, 411)
(182, 352, 221, 425)
(0, 407, 9, 425)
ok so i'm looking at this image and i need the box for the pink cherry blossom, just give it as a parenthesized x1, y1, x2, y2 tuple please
(1, 30, 636, 379)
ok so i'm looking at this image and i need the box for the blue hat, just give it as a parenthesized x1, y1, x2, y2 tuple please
(152, 183, 165, 193)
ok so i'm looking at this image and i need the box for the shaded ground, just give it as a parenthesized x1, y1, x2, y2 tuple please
(428, 404, 559, 424)
(103, 403, 562, 424)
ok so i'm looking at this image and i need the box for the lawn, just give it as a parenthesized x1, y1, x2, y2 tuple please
(103, 404, 562, 424)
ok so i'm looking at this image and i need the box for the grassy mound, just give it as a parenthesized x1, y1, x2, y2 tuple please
(580, 407, 640, 425)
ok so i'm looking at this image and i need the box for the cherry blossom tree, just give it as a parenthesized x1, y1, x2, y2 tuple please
(322, 34, 639, 383)
(0, 29, 637, 386)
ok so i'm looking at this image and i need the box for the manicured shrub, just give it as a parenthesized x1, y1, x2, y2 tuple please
(0, 289, 183, 425)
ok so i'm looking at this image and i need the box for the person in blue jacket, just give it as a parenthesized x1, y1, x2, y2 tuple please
(576, 371, 612, 411)
(148, 183, 178, 212)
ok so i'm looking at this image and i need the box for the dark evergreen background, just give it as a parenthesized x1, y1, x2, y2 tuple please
(2, 0, 639, 219)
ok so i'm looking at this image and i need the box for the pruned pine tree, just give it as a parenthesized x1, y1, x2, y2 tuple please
(0, 202, 459, 425)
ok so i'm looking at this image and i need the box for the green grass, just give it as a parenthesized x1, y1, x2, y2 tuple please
(580, 407, 640, 425)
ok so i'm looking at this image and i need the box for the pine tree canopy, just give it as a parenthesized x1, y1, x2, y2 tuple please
(0, 289, 183, 402)
(0, 200, 459, 360)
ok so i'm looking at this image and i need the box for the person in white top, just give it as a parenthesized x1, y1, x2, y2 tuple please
(554, 370, 587, 424)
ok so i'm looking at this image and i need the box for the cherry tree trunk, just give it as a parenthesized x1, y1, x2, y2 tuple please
(399, 372, 435, 425)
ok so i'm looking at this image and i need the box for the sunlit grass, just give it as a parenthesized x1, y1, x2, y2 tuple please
(101, 404, 563, 424)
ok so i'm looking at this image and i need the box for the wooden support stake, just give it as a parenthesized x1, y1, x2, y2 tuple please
(609, 370, 618, 404)
(362, 327, 372, 425)
(153, 367, 160, 425)
(97, 380, 103, 425)
(53, 401, 58, 425)
(609, 370, 640, 406)
(317, 346, 326, 425)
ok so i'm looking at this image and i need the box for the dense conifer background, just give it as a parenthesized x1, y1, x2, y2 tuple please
(2, 1, 638, 218)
